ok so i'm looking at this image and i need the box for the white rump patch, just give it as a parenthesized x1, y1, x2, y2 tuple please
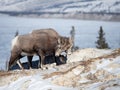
(11, 36, 19, 50)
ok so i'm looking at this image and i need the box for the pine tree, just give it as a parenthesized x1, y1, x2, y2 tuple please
(70, 26, 79, 51)
(96, 26, 110, 49)
(70, 26, 75, 52)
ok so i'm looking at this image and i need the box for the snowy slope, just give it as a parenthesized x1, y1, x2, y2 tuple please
(0, 0, 120, 14)
(0, 48, 120, 90)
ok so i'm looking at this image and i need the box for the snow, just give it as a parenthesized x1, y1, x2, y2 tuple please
(51, 48, 120, 89)
(68, 48, 113, 62)
(0, 69, 77, 90)
(0, 0, 120, 14)
(0, 48, 120, 90)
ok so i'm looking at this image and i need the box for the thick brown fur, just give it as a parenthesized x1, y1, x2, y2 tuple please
(9, 29, 73, 70)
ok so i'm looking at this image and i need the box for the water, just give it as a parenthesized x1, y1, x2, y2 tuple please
(0, 15, 120, 70)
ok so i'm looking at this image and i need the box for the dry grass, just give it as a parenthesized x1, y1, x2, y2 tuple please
(0, 70, 30, 77)
(0, 69, 39, 86)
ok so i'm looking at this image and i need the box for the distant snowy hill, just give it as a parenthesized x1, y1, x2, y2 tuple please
(0, 0, 120, 21)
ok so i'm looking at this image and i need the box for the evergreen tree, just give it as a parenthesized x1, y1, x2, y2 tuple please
(70, 26, 75, 52)
(70, 26, 79, 51)
(96, 26, 110, 49)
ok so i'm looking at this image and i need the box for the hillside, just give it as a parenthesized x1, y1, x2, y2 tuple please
(0, 0, 120, 21)
(0, 48, 120, 90)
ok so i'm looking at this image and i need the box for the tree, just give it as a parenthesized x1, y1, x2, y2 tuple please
(70, 26, 79, 51)
(70, 26, 75, 52)
(96, 26, 110, 49)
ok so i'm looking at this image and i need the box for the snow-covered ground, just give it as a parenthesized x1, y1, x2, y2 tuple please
(0, 0, 120, 14)
(0, 48, 120, 90)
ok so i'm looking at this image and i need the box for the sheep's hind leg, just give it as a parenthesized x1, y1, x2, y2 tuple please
(17, 60, 24, 70)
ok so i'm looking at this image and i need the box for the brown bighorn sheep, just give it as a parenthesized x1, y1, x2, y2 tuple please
(8, 29, 73, 70)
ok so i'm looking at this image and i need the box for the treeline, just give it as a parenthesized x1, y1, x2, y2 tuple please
(0, 11, 67, 16)
(0, 11, 120, 21)
(0, 11, 120, 16)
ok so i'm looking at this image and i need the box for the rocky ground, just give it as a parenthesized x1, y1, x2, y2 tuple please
(0, 48, 120, 90)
